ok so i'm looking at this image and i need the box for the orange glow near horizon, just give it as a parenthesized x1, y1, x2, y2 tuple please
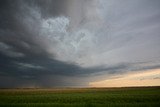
(89, 69, 160, 87)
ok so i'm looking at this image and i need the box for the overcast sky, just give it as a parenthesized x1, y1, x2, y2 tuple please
(0, 0, 160, 88)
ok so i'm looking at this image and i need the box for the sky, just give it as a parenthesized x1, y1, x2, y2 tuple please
(0, 0, 160, 88)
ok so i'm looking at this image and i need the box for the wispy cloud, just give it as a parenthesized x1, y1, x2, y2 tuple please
(90, 69, 160, 87)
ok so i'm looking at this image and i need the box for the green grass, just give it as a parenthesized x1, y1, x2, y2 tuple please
(0, 87, 160, 107)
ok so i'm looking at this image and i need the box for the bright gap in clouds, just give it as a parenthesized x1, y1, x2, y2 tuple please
(89, 69, 160, 87)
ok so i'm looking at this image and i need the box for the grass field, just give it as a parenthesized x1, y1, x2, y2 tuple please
(0, 87, 160, 107)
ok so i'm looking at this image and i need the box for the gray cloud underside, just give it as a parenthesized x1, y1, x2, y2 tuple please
(0, 0, 160, 88)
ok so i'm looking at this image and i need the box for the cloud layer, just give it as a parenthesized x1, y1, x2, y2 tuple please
(0, 0, 160, 88)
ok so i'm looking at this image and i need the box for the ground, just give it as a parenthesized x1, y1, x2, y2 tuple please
(0, 87, 160, 107)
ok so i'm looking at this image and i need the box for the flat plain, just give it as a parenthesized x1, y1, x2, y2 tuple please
(0, 87, 160, 107)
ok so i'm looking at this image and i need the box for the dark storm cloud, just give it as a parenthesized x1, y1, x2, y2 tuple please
(0, 0, 160, 88)
(0, 0, 76, 87)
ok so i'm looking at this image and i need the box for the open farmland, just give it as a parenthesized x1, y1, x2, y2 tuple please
(0, 87, 160, 107)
